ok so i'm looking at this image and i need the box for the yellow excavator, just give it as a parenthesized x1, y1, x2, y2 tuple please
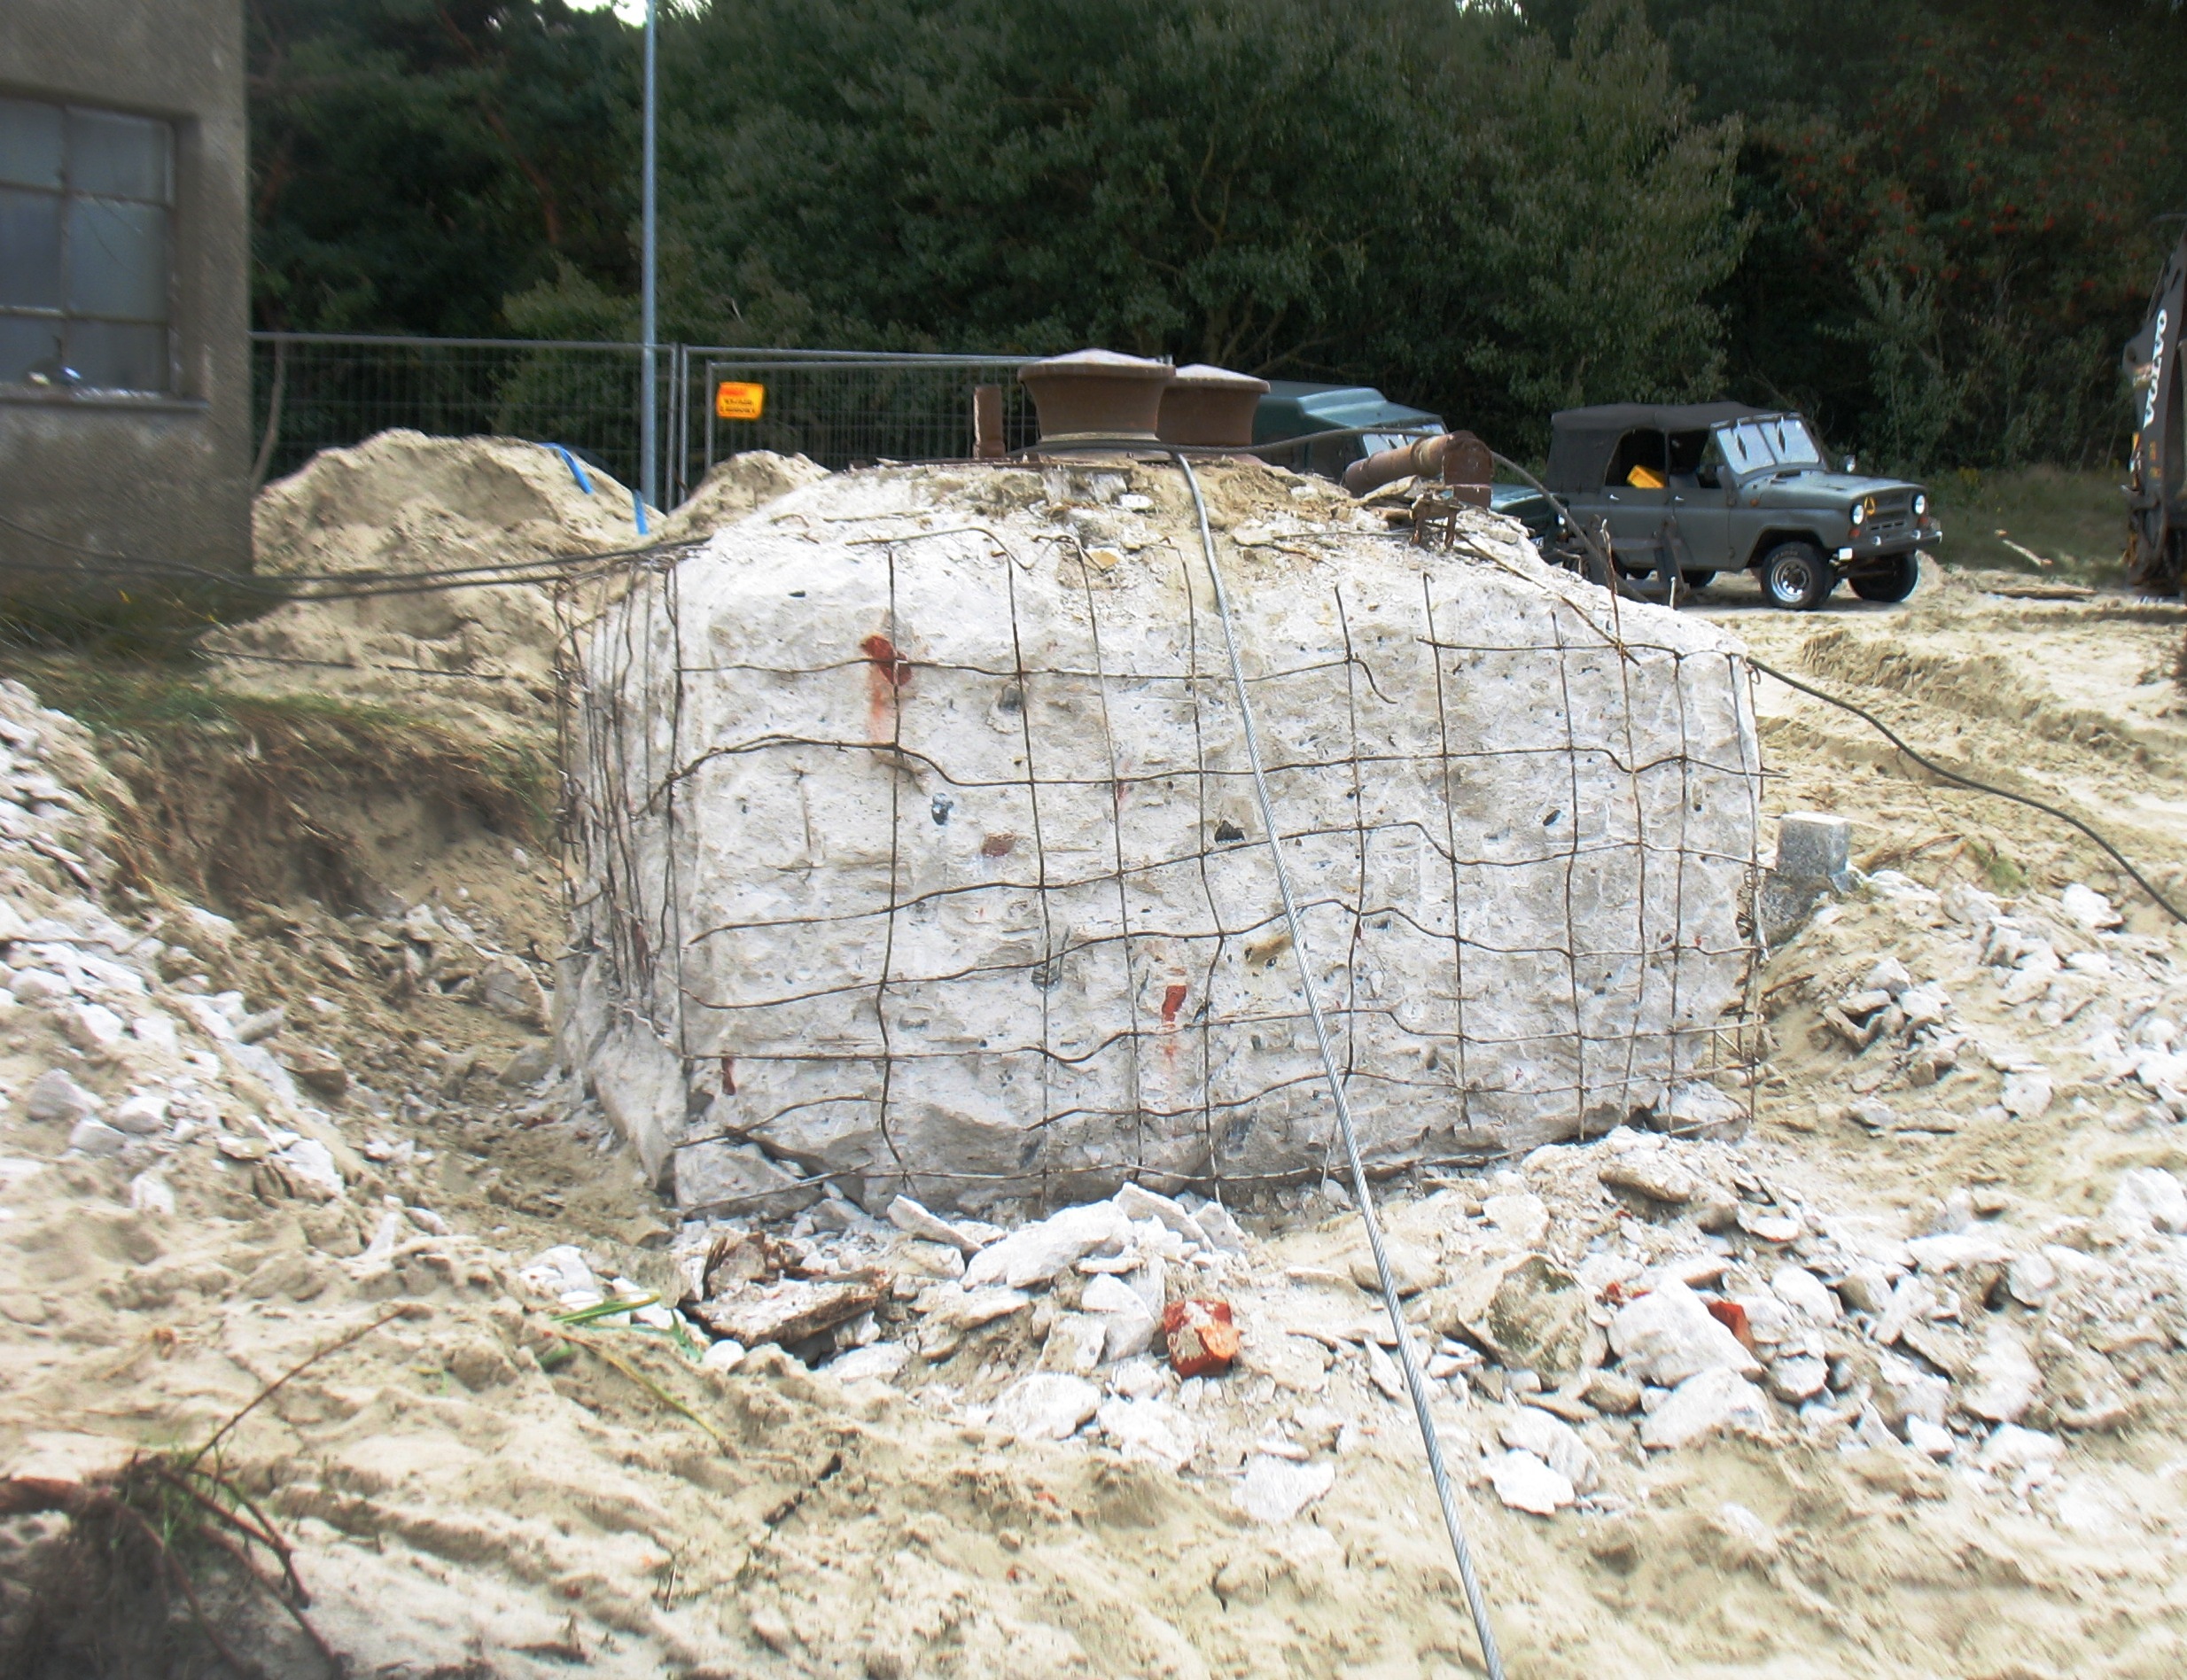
(2126, 226, 2185, 594)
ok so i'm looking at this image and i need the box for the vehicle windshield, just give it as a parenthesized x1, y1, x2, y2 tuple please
(1716, 416, 1824, 475)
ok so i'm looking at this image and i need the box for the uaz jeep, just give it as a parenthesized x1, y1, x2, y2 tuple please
(1542, 402, 1941, 609)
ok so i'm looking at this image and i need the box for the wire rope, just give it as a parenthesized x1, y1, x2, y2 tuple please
(1167, 447, 1508, 1680)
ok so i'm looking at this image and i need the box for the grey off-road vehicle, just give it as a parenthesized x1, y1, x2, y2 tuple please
(1542, 402, 1942, 609)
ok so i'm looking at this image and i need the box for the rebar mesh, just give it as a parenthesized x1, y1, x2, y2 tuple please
(555, 459, 1764, 1212)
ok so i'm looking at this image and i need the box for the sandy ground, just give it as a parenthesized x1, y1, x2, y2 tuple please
(5, 548, 2187, 1677)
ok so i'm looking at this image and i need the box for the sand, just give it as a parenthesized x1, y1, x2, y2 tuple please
(5, 552, 2187, 1676)
(200, 433, 826, 738)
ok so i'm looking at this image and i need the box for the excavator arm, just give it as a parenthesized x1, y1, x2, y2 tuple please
(2127, 227, 2187, 594)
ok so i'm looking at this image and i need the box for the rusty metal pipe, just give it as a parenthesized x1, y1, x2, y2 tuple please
(1343, 432, 1452, 494)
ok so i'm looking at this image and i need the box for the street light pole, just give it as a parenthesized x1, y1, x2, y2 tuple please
(639, 0, 658, 516)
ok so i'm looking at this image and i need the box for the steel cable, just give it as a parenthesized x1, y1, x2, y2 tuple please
(1167, 448, 1508, 1680)
(1747, 657, 2187, 926)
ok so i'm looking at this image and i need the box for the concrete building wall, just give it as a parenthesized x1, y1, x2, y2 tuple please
(0, 0, 252, 604)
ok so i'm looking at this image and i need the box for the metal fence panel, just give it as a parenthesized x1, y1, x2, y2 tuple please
(252, 333, 649, 492)
(685, 350, 1039, 486)
(250, 333, 1043, 507)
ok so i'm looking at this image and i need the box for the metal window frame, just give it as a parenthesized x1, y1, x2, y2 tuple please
(0, 95, 175, 395)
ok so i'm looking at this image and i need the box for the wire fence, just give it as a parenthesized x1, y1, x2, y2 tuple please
(250, 334, 1045, 505)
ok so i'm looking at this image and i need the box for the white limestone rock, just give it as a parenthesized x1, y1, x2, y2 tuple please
(1498, 1404, 1598, 1492)
(1490, 1449, 1575, 1515)
(1771, 1265, 1841, 1324)
(1639, 1367, 1773, 1450)
(1483, 1193, 1549, 1249)
(1234, 1455, 1335, 1524)
(963, 1201, 1131, 1290)
(1609, 1279, 1762, 1387)
(1095, 1396, 1195, 1470)
(1961, 1325, 2041, 1425)
(24, 1069, 99, 1125)
(2107, 1167, 2187, 1236)
(886, 1194, 986, 1255)
(990, 1373, 1101, 1442)
(828, 1341, 909, 1385)
(558, 463, 1762, 1207)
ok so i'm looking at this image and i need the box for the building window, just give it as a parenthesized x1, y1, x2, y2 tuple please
(0, 96, 174, 394)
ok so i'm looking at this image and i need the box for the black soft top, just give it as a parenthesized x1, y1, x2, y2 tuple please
(1545, 401, 1765, 493)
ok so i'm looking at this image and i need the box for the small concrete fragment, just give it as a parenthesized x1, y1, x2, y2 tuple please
(1490, 1449, 1576, 1515)
(24, 1069, 99, 1124)
(1961, 1325, 2041, 1424)
(1599, 1155, 1699, 1206)
(67, 1118, 129, 1157)
(1442, 1255, 1589, 1383)
(1610, 1279, 1763, 1386)
(963, 1201, 1129, 1290)
(886, 1194, 985, 1256)
(828, 1342, 910, 1385)
(1095, 1396, 1195, 1470)
(1347, 1238, 1441, 1296)
(2107, 1168, 2187, 1235)
(989, 1373, 1101, 1442)
(1499, 1404, 1598, 1492)
(693, 1276, 888, 1348)
(1639, 1367, 1773, 1449)
(1483, 1193, 1549, 1248)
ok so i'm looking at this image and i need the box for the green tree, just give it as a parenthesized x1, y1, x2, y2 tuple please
(652, 0, 1740, 457)
(250, 0, 638, 333)
(1379, 0, 1747, 456)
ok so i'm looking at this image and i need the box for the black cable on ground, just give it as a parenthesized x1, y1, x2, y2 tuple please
(1748, 657, 2187, 927)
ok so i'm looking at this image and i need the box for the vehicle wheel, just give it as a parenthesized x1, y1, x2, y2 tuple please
(1849, 554, 1920, 603)
(1757, 541, 1833, 611)
(1681, 570, 1717, 591)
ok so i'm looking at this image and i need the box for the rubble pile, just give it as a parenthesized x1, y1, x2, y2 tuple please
(1778, 867, 2187, 1131)
(551, 894, 2187, 1525)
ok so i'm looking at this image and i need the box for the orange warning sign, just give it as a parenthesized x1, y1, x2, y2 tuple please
(715, 380, 765, 421)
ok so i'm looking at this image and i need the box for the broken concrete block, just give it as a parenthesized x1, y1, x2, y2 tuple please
(559, 462, 1763, 1207)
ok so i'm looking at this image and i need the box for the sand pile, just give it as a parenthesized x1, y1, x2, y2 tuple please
(655, 448, 827, 545)
(203, 433, 826, 736)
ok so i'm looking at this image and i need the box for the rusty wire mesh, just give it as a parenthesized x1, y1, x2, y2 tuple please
(552, 471, 1765, 1210)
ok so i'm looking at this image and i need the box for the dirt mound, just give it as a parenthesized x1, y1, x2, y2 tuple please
(195, 432, 648, 740)
(655, 449, 828, 544)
